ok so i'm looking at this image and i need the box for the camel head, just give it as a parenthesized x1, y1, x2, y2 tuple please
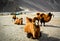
(36, 13, 40, 15)
(48, 12, 54, 17)
(12, 15, 16, 19)
(26, 17, 39, 26)
(20, 18, 23, 20)
(32, 17, 39, 27)
(36, 13, 40, 17)
(36, 13, 41, 19)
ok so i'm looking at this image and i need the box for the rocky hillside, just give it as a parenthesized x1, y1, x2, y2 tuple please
(0, 0, 23, 12)
(0, 0, 60, 12)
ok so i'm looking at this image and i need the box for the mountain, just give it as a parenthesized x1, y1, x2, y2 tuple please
(16, 0, 60, 12)
(0, 0, 60, 12)
(0, 0, 23, 12)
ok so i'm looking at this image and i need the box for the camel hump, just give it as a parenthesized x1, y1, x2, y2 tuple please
(40, 13, 45, 17)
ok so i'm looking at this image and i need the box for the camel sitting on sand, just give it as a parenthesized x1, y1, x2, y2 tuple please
(14, 18, 23, 25)
(24, 17, 41, 39)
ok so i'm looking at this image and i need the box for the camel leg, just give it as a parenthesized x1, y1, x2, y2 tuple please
(27, 33, 32, 38)
(40, 21, 42, 26)
(43, 22, 45, 26)
(39, 32, 42, 37)
(40, 18, 44, 26)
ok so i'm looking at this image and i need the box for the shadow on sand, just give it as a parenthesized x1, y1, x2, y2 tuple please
(38, 32, 60, 41)
(40, 25, 60, 28)
(27, 32, 60, 41)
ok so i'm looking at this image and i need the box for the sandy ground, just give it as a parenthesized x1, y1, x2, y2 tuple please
(0, 12, 60, 41)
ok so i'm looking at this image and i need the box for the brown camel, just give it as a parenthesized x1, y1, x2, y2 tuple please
(40, 12, 54, 26)
(24, 17, 41, 39)
(14, 18, 23, 25)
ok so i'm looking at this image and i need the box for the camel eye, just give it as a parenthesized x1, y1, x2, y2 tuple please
(35, 20, 39, 25)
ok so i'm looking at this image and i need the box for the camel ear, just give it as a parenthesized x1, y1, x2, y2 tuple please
(26, 17, 32, 23)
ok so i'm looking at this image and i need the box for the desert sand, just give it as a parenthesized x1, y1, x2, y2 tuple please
(0, 12, 60, 41)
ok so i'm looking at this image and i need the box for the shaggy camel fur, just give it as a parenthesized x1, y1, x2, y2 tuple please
(14, 18, 23, 25)
(24, 17, 40, 39)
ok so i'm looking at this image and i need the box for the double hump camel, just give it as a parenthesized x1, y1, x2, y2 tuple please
(24, 17, 41, 39)
(12, 15, 23, 25)
(14, 17, 23, 25)
(36, 12, 54, 26)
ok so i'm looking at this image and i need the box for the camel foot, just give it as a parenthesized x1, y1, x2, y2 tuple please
(44, 25, 45, 26)
(27, 33, 33, 38)
(39, 32, 42, 37)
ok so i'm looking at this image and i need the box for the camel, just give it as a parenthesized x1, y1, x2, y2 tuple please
(14, 18, 23, 25)
(24, 17, 41, 39)
(12, 15, 16, 21)
(40, 12, 54, 26)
